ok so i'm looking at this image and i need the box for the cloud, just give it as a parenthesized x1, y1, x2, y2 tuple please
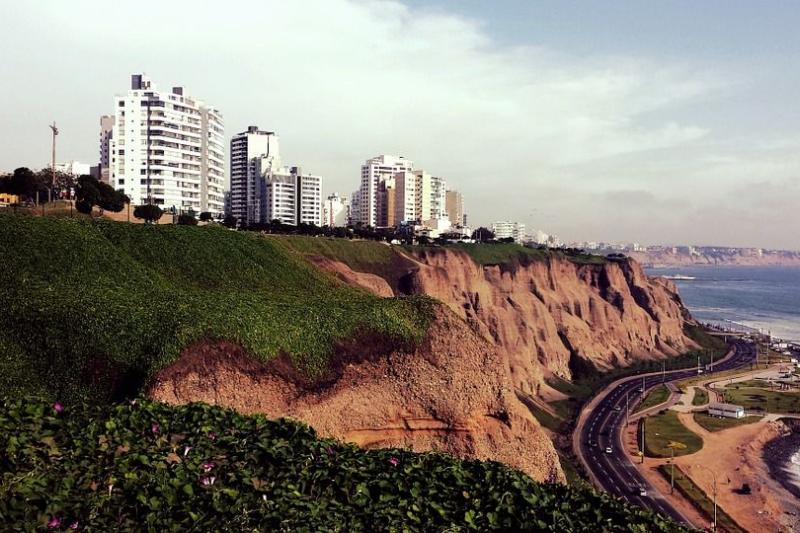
(0, 0, 796, 248)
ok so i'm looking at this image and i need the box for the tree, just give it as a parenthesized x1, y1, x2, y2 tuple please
(199, 212, 213, 222)
(177, 213, 198, 226)
(74, 175, 127, 214)
(222, 215, 237, 228)
(133, 204, 163, 224)
(471, 227, 495, 242)
(7, 167, 46, 203)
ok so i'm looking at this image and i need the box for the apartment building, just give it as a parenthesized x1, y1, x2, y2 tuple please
(229, 126, 279, 226)
(109, 74, 225, 216)
(262, 167, 322, 225)
(445, 189, 464, 227)
(98, 115, 114, 183)
(357, 155, 413, 226)
(492, 221, 526, 243)
(323, 193, 349, 227)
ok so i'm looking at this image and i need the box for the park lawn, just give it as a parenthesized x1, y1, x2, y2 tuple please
(723, 384, 800, 414)
(692, 413, 762, 432)
(692, 387, 709, 406)
(639, 411, 703, 458)
(657, 465, 746, 533)
(635, 384, 671, 413)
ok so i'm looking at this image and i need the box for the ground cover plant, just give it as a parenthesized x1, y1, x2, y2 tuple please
(722, 382, 800, 414)
(691, 387, 709, 406)
(0, 398, 688, 532)
(0, 215, 435, 403)
(634, 384, 671, 414)
(692, 413, 762, 432)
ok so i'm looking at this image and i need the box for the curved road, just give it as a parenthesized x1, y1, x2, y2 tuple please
(576, 340, 756, 526)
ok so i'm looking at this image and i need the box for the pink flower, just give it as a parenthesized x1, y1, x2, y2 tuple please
(47, 516, 62, 529)
(69, 521, 79, 530)
(202, 462, 214, 473)
(389, 456, 399, 467)
(200, 476, 216, 486)
(53, 402, 64, 414)
(150, 423, 160, 435)
(207, 432, 216, 441)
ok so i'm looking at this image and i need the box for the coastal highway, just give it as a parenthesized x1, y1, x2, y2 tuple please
(575, 341, 756, 526)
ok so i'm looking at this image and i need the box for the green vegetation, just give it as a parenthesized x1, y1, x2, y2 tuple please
(442, 242, 607, 268)
(722, 382, 800, 414)
(638, 411, 702, 458)
(634, 384, 671, 414)
(692, 413, 761, 432)
(0, 398, 686, 532)
(657, 465, 745, 533)
(274, 234, 395, 272)
(691, 387, 709, 406)
(0, 215, 435, 403)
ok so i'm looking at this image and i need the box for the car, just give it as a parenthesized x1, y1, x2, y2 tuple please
(639, 487, 647, 497)
(605, 446, 613, 454)
(588, 440, 597, 448)
(614, 406, 622, 412)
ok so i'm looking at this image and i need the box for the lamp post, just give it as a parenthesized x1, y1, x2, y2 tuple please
(49, 122, 59, 206)
(666, 441, 686, 494)
(693, 464, 718, 531)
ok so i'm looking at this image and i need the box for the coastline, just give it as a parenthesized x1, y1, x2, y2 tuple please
(763, 419, 800, 501)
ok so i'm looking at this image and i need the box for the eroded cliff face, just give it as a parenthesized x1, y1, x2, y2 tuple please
(399, 250, 695, 396)
(148, 306, 564, 483)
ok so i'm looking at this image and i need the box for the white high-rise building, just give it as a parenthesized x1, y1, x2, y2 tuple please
(492, 221, 526, 243)
(110, 74, 225, 215)
(262, 167, 322, 225)
(229, 126, 279, 226)
(323, 193, 349, 227)
(357, 155, 413, 226)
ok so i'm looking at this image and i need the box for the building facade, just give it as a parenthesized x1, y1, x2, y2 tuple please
(229, 126, 279, 226)
(445, 189, 464, 227)
(98, 115, 114, 183)
(262, 167, 322, 225)
(357, 155, 413, 226)
(109, 74, 225, 216)
(323, 193, 349, 227)
(492, 221, 526, 243)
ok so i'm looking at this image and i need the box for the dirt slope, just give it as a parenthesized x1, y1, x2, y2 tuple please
(148, 306, 564, 483)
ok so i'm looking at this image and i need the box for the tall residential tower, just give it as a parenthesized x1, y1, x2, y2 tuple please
(109, 74, 225, 216)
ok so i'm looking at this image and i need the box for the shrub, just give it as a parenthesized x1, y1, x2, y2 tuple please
(0, 398, 687, 532)
(199, 212, 213, 222)
(177, 213, 198, 226)
(133, 204, 163, 224)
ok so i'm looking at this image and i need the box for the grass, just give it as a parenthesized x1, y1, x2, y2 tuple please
(722, 383, 800, 414)
(0, 397, 688, 532)
(657, 464, 746, 533)
(638, 411, 703, 458)
(692, 413, 762, 432)
(692, 387, 709, 406)
(420, 242, 608, 268)
(0, 214, 436, 404)
(273, 234, 395, 271)
(634, 384, 671, 413)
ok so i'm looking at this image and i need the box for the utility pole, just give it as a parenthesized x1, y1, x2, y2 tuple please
(694, 464, 718, 532)
(670, 446, 675, 494)
(49, 122, 58, 205)
(641, 376, 645, 400)
(640, 417, 646, 464)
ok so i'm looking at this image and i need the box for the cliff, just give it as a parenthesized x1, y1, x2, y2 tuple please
(149, 306, 564, 483)
(626, 248, 800, 268)
(311, 246, 696, 398)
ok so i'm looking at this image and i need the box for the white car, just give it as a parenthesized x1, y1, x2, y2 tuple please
(639, 487, 647, 497)
(605, 446, 613, 454)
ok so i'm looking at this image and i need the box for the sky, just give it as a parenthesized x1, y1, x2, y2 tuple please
(1, 0, 799, 249)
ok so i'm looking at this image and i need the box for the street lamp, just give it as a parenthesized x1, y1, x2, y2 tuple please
(693, 464, 718, 531)
(666, 441, 686, 494)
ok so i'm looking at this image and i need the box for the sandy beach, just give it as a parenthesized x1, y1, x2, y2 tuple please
(627, 414, 800, 532)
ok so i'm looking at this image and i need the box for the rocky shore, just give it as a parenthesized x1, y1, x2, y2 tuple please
(763, 419, 800, 501)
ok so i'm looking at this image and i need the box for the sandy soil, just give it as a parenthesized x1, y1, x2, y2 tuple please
(626, 412, 800, 532)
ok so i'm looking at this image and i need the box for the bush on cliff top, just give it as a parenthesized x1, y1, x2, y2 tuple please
(0, 398, 687, 532)
(0, 215, 435, 403)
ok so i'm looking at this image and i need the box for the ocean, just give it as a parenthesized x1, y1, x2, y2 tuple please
(646, 266, 800, 342)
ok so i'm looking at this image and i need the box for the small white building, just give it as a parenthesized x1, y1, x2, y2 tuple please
(708, 402, 745, 419)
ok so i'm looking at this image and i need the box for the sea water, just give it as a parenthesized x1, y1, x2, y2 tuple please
(646, 266, 800, 342)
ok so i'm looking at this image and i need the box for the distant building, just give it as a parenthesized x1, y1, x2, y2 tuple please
(109, 74, 226, 215)
(229, 126, 279, 226)
(98, 115, 114, 183)
(323, 193, 349, 227)
(357, 155, 413, 226)
(492, 221, 526, 243)
(261, 166, 322, 226)
(446, 189, 464, 226)
(707, 402, 745, 419)
(54, 160, 92, 176)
